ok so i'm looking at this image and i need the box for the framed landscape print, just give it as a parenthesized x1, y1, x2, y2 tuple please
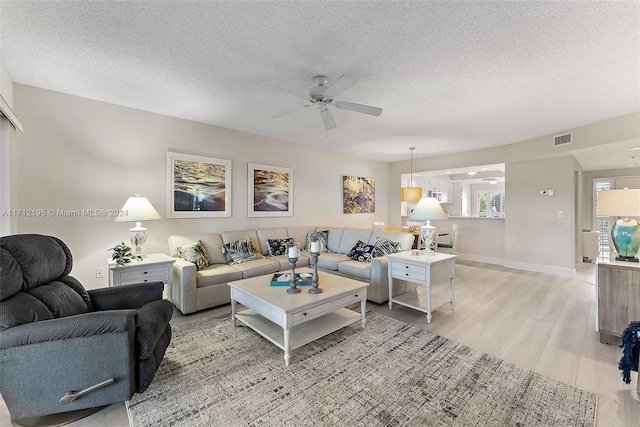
(248, 163, 293, 217)
(343, 176, 375, 214)
(166, 152, 231, 218)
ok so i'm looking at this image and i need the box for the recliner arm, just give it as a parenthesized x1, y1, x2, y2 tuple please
(88, 282, 164, 311)
(0, 310, 137, 349)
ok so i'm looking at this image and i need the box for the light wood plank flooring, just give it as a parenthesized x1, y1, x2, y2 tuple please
(2, 260, 638, 426)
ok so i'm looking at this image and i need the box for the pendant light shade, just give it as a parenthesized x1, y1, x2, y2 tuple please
(401, 146, 422, 202)
(401, 187, 423, 202)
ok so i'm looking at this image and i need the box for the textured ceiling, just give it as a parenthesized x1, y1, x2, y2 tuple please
(1, 1, 639, 167)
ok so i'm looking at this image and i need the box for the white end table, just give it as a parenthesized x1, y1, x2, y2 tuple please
(107, 253, 175, 287)
(387, 251, 456, 323)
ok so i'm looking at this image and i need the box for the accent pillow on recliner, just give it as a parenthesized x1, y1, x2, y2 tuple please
(266, 238, 294, 256)
(347, 240, 375, 263)
(222, 238, 263, 264)
(178, 240, 210, 270)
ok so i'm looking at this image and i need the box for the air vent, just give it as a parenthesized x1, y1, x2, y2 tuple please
(553, 132, 572, 147)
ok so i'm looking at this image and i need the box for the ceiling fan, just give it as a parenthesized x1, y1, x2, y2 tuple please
(269, 75, 383, 130)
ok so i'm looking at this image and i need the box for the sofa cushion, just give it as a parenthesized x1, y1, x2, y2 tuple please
(270, 255, 310, 270)
(256, 228, 289, 255)
(287, 226, 317, 250)
(266, 238, 294, 256)
(316, 252, 351, 271)
(337, 260, 372, 281)
(324, 228, 344, 253)
(337, 228, 374, 254)
(229, 258, 280, 279)
(222, 238, 264, 264)
(196, 264, 243, 288)
(168, 234, 227, 265)
(347, 240, 375, 263)
(177, 240, 210, 270)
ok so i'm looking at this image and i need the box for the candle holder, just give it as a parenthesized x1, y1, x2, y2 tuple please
(286, 243, 301, 294)
(308, 236, 323, 294)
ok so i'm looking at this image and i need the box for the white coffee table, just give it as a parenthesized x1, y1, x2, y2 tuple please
(228, 269, 369, 366)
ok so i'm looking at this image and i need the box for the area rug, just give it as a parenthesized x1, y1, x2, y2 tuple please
(127, 311, 597, 426)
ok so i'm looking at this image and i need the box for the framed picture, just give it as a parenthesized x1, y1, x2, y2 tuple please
(343, 176, 375, 214)
(166, 152, 231, 218)
(248, 163, 293, 217)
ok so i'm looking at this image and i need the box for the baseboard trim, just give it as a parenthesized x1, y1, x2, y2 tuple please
(455, 253, 503, 266)
(502, 260, 576, 277)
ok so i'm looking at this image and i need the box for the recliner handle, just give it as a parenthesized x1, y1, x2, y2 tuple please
(60, 378, 115, 405)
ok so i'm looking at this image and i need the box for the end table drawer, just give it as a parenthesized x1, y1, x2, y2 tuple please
(120, 268, 169, 284)
(391, 262, 426, 282)
(292, 291, 365, 323)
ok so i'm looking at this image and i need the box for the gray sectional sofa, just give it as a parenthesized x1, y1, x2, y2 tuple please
(167, 226, 415, 314)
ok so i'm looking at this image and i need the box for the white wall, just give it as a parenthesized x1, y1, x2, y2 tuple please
(503, 156, 577, 276)
(13, 84, 390, 288)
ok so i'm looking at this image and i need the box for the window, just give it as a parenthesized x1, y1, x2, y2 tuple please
(594, 180, 611, 252)
(476, 191, 505, 217)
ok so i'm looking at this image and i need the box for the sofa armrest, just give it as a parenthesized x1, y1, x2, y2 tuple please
(88, 282, 164, 311)
(170, 258, 198, 314)
(0, 310, 137, 349)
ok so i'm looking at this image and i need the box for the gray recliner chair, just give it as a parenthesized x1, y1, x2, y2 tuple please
(0, 234, 173, 424)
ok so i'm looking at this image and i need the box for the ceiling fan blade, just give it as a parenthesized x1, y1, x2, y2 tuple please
(268, 85, 309, 100)
(320, 108, 337, 130)
(270, 105, 310, 119)
(334, 101, 383, 117)
(324, 75, 357, 98)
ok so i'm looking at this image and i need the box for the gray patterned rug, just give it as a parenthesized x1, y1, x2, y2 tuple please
(127, 310, 597, 426)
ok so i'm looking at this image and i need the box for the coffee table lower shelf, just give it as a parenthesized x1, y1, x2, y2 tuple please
(235, 308, 361, 353)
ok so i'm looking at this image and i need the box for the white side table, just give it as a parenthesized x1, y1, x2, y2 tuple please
(107, 253, 175, 287)
(387, 251, 456, 323)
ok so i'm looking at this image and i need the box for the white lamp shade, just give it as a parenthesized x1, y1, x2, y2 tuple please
(598, 189, 640, 217)
(114, 196, 161, 222)
(408, 197, 448, 222)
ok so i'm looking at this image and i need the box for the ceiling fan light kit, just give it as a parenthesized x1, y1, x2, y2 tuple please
(270, 75, 383, 132)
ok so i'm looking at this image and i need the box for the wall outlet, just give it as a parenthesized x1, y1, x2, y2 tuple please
(515, 244, 520, 251)
(96, 268, 105, 279)
(538, 190, 547, 196)
(557, 210, 564, 218)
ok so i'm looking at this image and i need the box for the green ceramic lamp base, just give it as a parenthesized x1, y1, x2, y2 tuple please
(611, 218, 640, 263)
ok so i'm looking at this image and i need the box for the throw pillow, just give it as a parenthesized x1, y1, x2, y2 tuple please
(266, 238, 294, 256)
(222, 238, 263, 264)
(372, 237, 402, 258)
(347, 240, 375, 263)
(306, 230, 330, 252)
(178, 240, 210, 270)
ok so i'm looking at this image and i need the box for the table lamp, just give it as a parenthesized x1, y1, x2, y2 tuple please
(598, 188, 640, 262)
(408, 196, 448, 253)
(114, 194, 161, 257)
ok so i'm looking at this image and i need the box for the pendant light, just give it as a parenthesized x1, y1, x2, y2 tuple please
(401, 147, 422, 202)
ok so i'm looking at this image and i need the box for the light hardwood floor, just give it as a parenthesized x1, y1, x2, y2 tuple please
(2, 260, 639, 426)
